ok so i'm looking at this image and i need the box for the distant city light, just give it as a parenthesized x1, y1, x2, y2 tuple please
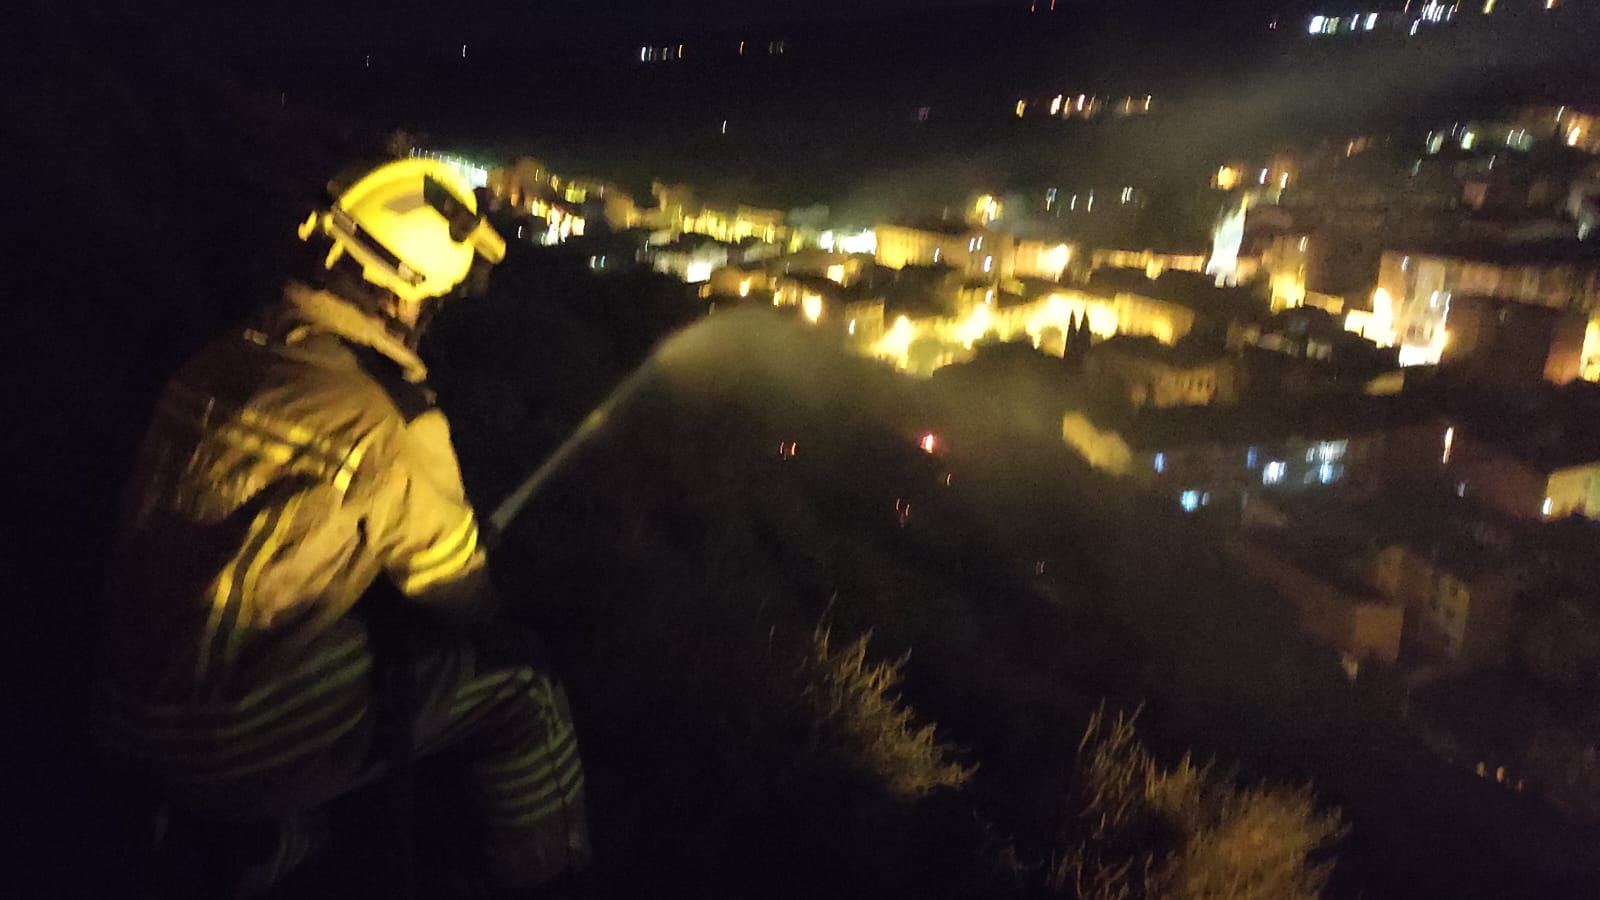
(1016, 100, 1027, 118)
(1181, 490, 1202, 512)
(1263, 461, 1287, 485)
(1543, 497, 1554, 516)
(684, 260, 714, 283)
(1154, 452, 1166, 473)
(920, 433, 938, 453)
(801, 294, 823, 324)
(1309, 15, 1325, 33)
(1442, 426, 1455, 464)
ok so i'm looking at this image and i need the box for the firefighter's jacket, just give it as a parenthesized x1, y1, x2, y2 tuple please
(101, 282, 491, 708)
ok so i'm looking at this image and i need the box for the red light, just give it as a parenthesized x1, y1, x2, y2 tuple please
(919, 433, 937, 453)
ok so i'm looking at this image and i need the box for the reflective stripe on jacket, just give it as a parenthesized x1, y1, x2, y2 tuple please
(102, 282, 491, 704)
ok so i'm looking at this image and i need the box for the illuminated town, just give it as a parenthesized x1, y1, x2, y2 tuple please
(22, 0, 1600, 898)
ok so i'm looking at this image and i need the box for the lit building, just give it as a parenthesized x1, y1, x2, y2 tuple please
(1261, 233, 1349, 313)
(1508, 106, 1600, 155)
(874, 222, 1015, 282)
(968, 194, 1003, 226)
(1016, 93, 1152, 120)
(1372, 541, 1519, 666)
(1228, 538, 1403, 665)
(487, 156, 552, 209)
(648, 237, 730, 284)
(1084, 335, 1238, 408)
(1440, 295, 1588, 384)
(1014, 241, 1075, 281)
(560, 178, 641, 231)
(705, 266, 772, 299)
(1206, 199, 1248, 287)
(409, 148, 489, 188)
(818, 228, 878, 255)
(1306, 10, 1412, 35)
(1369, 244, 1600, 367)
(684, 204, 789, 247)
(1446, 426, 1600, 523)
(1247, 307, 1402, 390)
(776, 248, 871, 286)
(1089, 247, 1208, 279)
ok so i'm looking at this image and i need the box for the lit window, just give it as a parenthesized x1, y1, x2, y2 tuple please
(1263, 461, 1286, 485)
(1441, 426, 1454, 464)
(1154, 452, 1166, 473)
(1181, 490, 1202, 512)
(1456, 481, 1467, 497)
(1318, 462, 1340, 484)
(983, 256, 993, 273)
(920, 433, 937, 453)
(1246, 446, 1258, 468)
(1542, 497, 1554, 517)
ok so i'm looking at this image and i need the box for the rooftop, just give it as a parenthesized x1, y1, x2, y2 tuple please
(1389, 238, 1600, 267)
(1120, 393, 1429, 451)
(1090, 334, 1229, 368)
(1088, 269, 1273, 324)
(1437, 380, 1600, 472)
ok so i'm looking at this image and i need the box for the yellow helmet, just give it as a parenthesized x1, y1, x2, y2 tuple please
(298, 158, 506, 304)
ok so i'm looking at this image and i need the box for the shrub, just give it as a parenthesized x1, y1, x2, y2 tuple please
(800, 626, 975, 799)
(1049, 707, 1345, 900)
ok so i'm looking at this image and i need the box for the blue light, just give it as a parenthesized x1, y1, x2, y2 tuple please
(1154, 452, 1166, 473)
(1181, 490, 1201, 512)
(1246, 446, 1258, 468)
(1263, 461, 1286, 485)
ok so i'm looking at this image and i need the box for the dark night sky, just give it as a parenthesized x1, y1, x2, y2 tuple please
(176, 0, 1037, 45)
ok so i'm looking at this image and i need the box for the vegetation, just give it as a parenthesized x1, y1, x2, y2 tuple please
(801, 626, 975, 799)
(26, 9, 1599, 898)
(1050, 708, 1345, 900)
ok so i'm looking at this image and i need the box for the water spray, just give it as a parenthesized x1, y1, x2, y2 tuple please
(486, 309, 745, 534)
(488, 360, 658, 534)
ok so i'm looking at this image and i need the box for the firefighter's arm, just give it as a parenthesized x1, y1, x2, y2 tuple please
(367, 409, 498, 622)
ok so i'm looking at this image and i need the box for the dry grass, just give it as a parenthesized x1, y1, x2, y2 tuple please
(1050, 707, 1346, 900)
(800, 625, 976, 799)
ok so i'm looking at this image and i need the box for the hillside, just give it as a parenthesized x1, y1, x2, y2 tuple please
(13, 5, 1600, 899)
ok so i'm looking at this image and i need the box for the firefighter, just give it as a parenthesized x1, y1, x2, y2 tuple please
(95, 157, 590, 896)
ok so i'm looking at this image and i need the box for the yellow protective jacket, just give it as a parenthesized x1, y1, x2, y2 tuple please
(102, 282, 492, 705)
